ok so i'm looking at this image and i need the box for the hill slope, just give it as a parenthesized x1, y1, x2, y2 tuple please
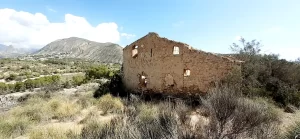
(34, 37, 123, 64)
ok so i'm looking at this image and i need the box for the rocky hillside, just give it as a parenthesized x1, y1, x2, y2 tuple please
(0, 44, 34, 58)
(34, 37, 123, 64)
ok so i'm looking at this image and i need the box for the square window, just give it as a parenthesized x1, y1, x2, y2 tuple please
(173, 46, 179, 55)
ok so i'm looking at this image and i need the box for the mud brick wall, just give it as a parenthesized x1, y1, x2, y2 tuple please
(122, 33, 241, 96)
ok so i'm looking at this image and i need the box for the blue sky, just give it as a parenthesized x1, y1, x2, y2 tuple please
(0, 0, 299, 60)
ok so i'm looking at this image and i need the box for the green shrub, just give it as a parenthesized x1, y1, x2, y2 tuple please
(15, 82, 25, 92)
(72, 75, 86, 86)
(24, 79, 35, 89)
(6, 74, 17, 81)
(85, 65, 114, 80)
(63, 80, 73, 89)
(1, 75, 62, 94)
(0, 82, 9, 94)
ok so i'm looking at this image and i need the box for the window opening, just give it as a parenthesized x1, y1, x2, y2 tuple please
(184, 69, 191, 77)
(151, 49, 153, 57)
(173, 46, 179, 55)
(140, 75, 148, 87)
(132, 45, 138, 58)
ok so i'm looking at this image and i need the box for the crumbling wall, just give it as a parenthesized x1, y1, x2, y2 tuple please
(122, 33, 240, 96)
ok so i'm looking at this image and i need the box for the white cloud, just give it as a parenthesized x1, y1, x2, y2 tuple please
(0, 8, 134, 49)
(121, 33, 136, 39)
(46, 6, 56, 13)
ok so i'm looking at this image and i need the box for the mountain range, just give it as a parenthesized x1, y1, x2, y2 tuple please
(33, 37, 123, 64)
(0, 44, 36, 58)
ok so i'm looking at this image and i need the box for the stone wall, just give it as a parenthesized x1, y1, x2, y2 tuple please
(122, 33, 241, 96)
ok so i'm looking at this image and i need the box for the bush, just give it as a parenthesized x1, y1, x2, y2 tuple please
(203, 86, 280, 139)
(85, 65, 115, 80)
(0, 82, 9, 94)
(97, 94, 124, 115)
(231, 38, 300, 107)
(72, 75, 86, 86)
(1, 75, 62, 94)
(15, 82, 25, 92)
(63, 80, 73, 89)
(93, 82, 110, 98)
(5, 74, 17, 81)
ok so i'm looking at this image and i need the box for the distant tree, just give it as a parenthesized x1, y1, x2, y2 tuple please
(296, 57, 300, 63)
(230, 37, 262, 61)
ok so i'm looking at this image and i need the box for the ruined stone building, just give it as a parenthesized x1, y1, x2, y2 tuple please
(122, 32, 242, 96)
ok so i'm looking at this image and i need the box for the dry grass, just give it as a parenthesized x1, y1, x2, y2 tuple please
(0, 116, 32, 138)
(46, 97, 81, 121)
(10, 96, 49, 123)
(29, 126, 80, 139)
(137, 103, 159, 122)
(96, 94, 124, 114)
(282, 121, 300, 139)
(0, 93, 85, 138)
(0, 84, 291, 139)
